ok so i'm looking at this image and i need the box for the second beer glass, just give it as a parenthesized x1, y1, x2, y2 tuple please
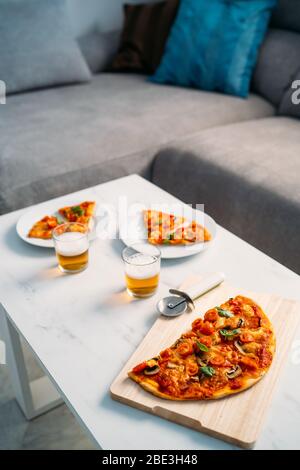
(122, 242, 161, 298)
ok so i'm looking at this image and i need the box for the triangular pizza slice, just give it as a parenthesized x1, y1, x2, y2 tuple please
(143, 209, 211, 245)
(28, 216, 63, 239)
(58, 201, 96, 225)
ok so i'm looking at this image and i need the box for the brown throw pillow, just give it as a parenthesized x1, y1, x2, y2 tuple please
(110, 0, 179, 74)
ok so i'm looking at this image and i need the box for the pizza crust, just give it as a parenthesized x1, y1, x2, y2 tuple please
(129, 371, 269, 401)
(212, 375, 265, 399)
(128, 371, 184, 401)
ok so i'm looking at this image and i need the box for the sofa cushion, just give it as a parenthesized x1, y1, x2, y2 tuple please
(111, 0, 179, 74)
(78, 29, 120, 74)
(252, 29, 300, 107)
(0, 0, 91, 94)
(0, 74, 274, 214)
(151, 0, 276, 98)
(152, 117, 300, 273)
(271, 0, 300, 33)
(279, 70, 300, 118)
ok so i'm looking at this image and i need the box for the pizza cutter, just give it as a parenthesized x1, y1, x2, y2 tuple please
(157, 272, 225, 317)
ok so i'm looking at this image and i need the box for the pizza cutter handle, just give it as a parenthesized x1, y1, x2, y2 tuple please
(169, 272, 225, 306)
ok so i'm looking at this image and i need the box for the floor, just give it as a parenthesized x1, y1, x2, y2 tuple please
(0, 339, 95, 450)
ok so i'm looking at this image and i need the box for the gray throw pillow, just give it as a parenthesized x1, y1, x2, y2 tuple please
(278, 70, 300, 118)
(77, 29, 121, 74)
(252, 29, 300, 107)
(0, 0, 91, 94)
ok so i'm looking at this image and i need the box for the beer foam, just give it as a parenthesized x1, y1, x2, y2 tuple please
(55, 232, 88, 257)
(125, 253, 160, 279)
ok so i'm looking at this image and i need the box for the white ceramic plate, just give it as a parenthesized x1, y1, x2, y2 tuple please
(119, 206, 217, 259)
(16, 198, 97, 248)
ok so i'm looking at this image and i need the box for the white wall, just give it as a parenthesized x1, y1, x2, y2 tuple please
(67, 0, 156, 36)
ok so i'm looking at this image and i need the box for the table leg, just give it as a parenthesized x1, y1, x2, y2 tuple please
(0, 304, 63, 420)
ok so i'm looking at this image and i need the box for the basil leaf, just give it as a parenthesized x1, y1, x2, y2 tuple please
(196, 340, 209, 352)
(201, 366, 215, 377)
(216, 307, 234, 318)
(71, 205, 84, 216)
(163, 233, 174, 242)
(220, 328, 240, 338)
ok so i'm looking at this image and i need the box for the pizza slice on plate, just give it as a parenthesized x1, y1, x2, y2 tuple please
(143, 209, 211, 245)
(28, 216, 62, 239)
(129, 295, 275, 400)
(58, 201, 96, 224)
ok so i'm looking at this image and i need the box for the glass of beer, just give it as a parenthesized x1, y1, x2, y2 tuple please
(122, 242, 161, 298)
(53, 223, 89, 274)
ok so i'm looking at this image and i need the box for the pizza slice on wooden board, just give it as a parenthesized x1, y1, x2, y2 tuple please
(28, 216, 63, 240)
(143, 209, 211, 245)
(129, 295, 275, 400)
(58, 201, 96, 224)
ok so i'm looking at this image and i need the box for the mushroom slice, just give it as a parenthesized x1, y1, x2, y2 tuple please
(190, 376, 199, 382)
(143, 359, 160, 375)
(234, 340, 247, 355)
(144, 364, 160, 375)
(167, 362, 178, 369)
(226, 365, 242, 379)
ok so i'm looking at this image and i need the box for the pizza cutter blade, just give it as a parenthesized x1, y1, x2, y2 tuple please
(157, 295, 189, 317)
(157, 272, 225, 317)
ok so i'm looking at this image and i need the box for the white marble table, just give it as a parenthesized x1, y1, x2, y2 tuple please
(0, 175, 299, 450)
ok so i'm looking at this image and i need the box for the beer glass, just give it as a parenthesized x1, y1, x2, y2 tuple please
(122, 242, 161, 298)
(53, 223, 89, 274)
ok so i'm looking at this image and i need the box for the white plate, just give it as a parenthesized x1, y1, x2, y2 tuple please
(16, 198, 97, 248)
(119, 206, 217, 259)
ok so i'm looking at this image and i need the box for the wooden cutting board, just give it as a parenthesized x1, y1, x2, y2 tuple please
(111, 276, 300, 448)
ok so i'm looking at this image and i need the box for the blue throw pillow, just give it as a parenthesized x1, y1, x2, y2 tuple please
(151, 0, 277, 98)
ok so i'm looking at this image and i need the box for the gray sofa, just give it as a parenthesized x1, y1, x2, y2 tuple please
(1, 0, 299, 273)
